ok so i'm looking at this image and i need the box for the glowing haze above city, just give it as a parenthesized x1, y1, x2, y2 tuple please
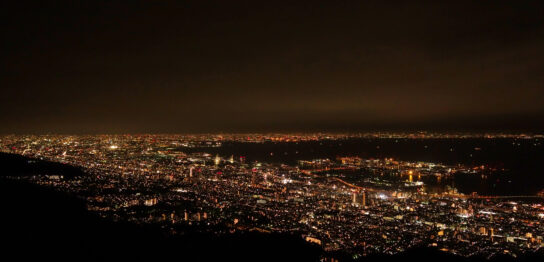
(2, 1, 544, 262)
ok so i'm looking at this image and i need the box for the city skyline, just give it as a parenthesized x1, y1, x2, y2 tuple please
(2, 133, 544, 261)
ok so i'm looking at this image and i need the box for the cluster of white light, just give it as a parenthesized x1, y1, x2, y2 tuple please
(282, 178, 293, 184)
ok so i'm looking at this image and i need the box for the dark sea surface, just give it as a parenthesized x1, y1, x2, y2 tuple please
(183, 138, 544, 196)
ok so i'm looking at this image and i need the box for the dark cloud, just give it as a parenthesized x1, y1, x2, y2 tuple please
(1, 1, 544, 133)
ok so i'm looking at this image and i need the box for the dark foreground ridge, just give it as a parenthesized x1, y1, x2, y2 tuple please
(1, 152, 543, 262)
(0, 152, 85, 178)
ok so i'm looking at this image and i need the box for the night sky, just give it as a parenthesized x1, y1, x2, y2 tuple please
(2, 1, 544, 133)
